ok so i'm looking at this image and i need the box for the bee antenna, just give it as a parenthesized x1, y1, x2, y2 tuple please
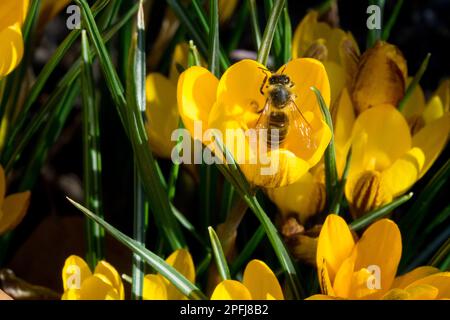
(258, 66, 270, 74)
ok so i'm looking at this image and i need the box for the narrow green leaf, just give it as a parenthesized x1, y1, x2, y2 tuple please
(67, 198, 207, 300)
(429, 238, 450, 269)
(311, 86, 338, 210)
(329, 148, 352, 215)
(282, 6, 292, 63)
(398, 53, 431, 112)
(227, 1, 249, 53)
(350, 192, 413, 231)
(208, 227, 231, 281)
(257, 0, 285, 66)
(81, 30, 105, 268)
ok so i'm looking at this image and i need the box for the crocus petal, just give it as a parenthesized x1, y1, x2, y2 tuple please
(352, 41, 407, 114)
(401, 80, 425, 118)
(405, 272, 450, 299)
(210, 280, 252, 300)
(266, 171, 325, 224)
(392, 266, 440, 289)
(292, 11, 319, 59)
(381, 147, 425, 197)
(323, 61, 345, 104)
(435, 79, 449, 112)
(349, 104, 411, 174)
(177, 66, 219, 136)
(164, 249, 195, 300)
(242, 260, 284, 300)
(306, 294, 341, 300)
(0, 0, 29, 30)
(0, 191, 30, 234)
(333, 255, 356, 298)
(405, 284, 439, 300)
(62, 255, 92, 291)
(79, 274, 119, 300)
(413, 113, 450, 178)
(381, 288, 410, 300)
(352, 219, 402, 296)
(146, 73, 179, 158)
(169, 43, 189, 84)
(317, 214, 355, 284)
(0, 23, 24, 77)
(61, 288, 81, 300)
(94, 260, 124, 299)
(280, 58, 330, 116)
(143, 274, 168, 300)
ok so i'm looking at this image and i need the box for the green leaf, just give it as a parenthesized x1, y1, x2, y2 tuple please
(311, 86, 338, 210)
(398, 53, 431, 112)
(208, 227, 231, 281)
(350, 192, 413, 231)
(208, 0, 220, 77)
(81, 30, 105, 268)
(429, 238, 450, 269)
(257, 0, 285, 66)
(67, 198, 207, 300)
(248, 0, 262, 49)
(329, 148, 352, 215)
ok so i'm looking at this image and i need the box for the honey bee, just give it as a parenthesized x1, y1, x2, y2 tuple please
(256, 69, 315, 149)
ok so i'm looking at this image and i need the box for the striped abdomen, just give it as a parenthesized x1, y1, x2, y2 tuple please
(267, 111, 289, 148)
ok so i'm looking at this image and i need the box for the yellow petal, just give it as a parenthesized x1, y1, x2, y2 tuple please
(435, 79, 449, 112)
(352, 41, 407, 114)
(79, 274, 119, 300)
(412, 113, 450, 178)
(352, 219, 402, 295)
(381, 288, 410, 300)
(0, 191, 31, 234)
(177, 66, 219, 136)
(164, 249, 195, 300)
(280, 58, 330, 116)
(323, 61, 346, 104)
(392, 266, 440, 289)
(0, 166, 5, 206)
(405, 284, 439, 300)
(318, 259, 336, 296)
(266, 171, 325, 224)
(146, 73, 179, 158)
(94, 260, 124, 299)
(333, 256, 356, 298)
(381, 147, 425, 197)
(242, 260, 284, 300)
(405, 272, 450, 299)
(0, 23, 24, 77)
(306, 294, 341, 300)
(349, 104, 411, 174)
(62, 255, 92, 291)
(143, 274, 168, 300)
(210, 280, 252, 300)
(292, 11, 319, 59)
(317, 214, 355, 285)
(0, 0, 29, 30)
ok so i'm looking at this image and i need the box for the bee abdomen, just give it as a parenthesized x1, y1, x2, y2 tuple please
(267, 111, 289, 147)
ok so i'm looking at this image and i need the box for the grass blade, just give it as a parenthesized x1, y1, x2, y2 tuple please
(248, 0, 262, 49)
(311, 86, 338, 210)
(382, 0, 404, 41)
(350, 192, 413, 231)
(208, 227, 231, 281)
(67, 197, 207, 300)
(208, 0, 220, 77)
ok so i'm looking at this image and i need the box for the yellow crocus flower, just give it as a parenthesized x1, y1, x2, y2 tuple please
(143, 249, 195, 300)
(292, 10, 360, 103)
(61, 255, 125, 300)
(334, 98, 449, 218)
(0, 166, 31, 235)
(310, 214, 450, 300)
(211, 260, 284, 300)
(177, 58, 332, 188)
(0, 0, 29, 77)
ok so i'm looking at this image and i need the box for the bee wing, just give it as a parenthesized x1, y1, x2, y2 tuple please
(255, 98, 272, 130)
(285, 99, 316, 148)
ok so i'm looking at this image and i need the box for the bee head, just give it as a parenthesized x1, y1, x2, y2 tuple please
(269, 74, 291, 86)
